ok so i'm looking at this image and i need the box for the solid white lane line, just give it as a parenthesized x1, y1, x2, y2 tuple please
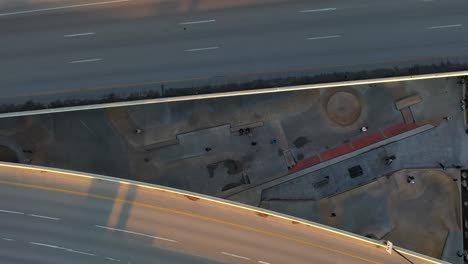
(258, 261, 271, 264)
(69, 58, 102, 64)
(185, 46, 219, 52)
(95, 225, 177, 242)
(428, 24, 462, 29)
(1, 237, 14, 241)
(307, 35, 341, 40)
(64, 32, 96, 38)
(105, 257, 121, 262)
(0, 0, 131, 17)
(30, 214, 61, 220)
(221, 252, 250, 260)
(179, 19, 216, 25)
(30, 242, 64, 249)
(0, 209, 24, 215)
(300, 8, 336, 13)
(67, 249, 96, 256)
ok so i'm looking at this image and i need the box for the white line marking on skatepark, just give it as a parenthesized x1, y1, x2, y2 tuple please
(69, 58, 102, 64)
(428, 24, 462, 29)
(185, 46, 219, 52)
(258, 261, 271, 264)
(64, 32, 96, 38)
(180, 19, 216, 25)
(30, 214, 61, 220)
(0, 0, 131, 17)
(95, 225, 177, 242)
(307, 35, 341, 40)
(300, 8, 336, 13)
(1, 237, 14, 241)
(221, 252, 250, 260)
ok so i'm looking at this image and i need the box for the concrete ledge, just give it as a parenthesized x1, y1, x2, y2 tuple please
(143, 138, 179, 151)
(230, 121, 264, 132)
(395, 94, 422, 110)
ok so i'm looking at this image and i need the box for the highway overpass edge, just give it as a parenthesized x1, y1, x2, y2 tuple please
(0, 161, 448, 264)
(0, 70, 467, 119)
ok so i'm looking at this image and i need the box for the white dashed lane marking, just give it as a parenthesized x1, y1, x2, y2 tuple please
(300, 8, 336, 13)
(95, 225, 177, 243)
(69, 58, 102, 64)
(428, 24, 462, 29)
(307, 35, 341, 40)
(64, 32, 96, 38)
(30, 214, 61, 220)
(185, 46, 219, 52)
(179, 20, 216, 25)
(221, 252, 250, 260)
(0, 209, 24, 215)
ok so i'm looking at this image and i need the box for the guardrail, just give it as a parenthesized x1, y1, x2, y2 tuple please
(0, 161, 447, 263)
(0, 70, 467, 119)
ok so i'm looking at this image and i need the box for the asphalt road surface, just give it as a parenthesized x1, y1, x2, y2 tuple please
(0, 164, 440, 264)
(0, 0, 467, 102)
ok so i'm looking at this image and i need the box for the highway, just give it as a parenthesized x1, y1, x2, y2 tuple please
(0, 0, 467, 102)
(0, 163, 442, 264)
